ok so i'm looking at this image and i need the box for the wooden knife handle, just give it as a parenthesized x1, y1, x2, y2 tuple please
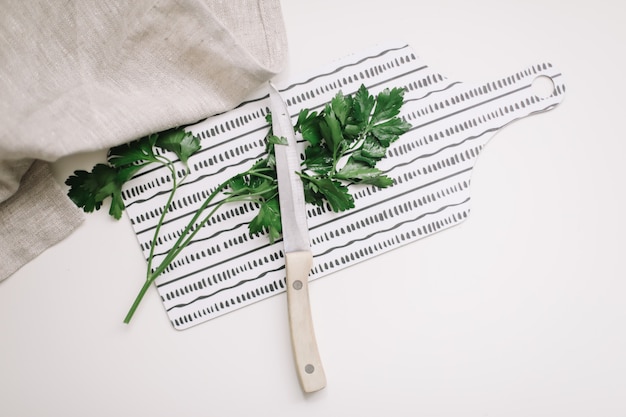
(285, 251, 326, 393)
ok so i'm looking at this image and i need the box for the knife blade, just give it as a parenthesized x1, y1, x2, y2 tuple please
(268, 82, 326, 393)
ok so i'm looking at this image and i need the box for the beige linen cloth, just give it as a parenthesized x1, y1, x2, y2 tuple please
(0, 1, 288, 281)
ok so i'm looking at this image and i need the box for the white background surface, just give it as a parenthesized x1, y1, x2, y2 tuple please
(2, 1, 625, 416)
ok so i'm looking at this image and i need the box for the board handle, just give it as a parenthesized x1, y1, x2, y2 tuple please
(285, 251, 326, 393)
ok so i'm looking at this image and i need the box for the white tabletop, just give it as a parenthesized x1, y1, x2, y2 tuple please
(2, 1, 625, 416)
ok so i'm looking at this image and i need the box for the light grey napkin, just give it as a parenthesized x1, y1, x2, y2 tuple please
(0, 0, 288, 281)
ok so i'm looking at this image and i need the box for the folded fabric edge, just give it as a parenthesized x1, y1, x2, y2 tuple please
(0, 158, 35, 203)
(0, 161, 84, 282)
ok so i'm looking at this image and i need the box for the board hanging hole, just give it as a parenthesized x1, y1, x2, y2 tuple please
(532, 75, 555, 99)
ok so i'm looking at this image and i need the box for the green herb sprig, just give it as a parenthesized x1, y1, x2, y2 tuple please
(296, 85, 411, 212)
(65, 84, 411, 323)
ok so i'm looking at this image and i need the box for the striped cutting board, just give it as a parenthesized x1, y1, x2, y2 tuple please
(121, 41, 566, 329)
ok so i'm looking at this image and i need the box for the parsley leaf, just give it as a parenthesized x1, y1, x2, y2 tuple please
(249, 196, 282, 242)
(295, 110, 322, 146)
(266, 134, 288, 148)
(304, 142, 334, 175)
(331, 92, 352, 126)
(155, 128, 201, 167)
(320, 111, 344, 157)
(351, 135, 388, 166)
(225, 133, 282, 242)
(371, 87, 405, 124)
(352, 84, 375, 126)
(65, 163, 131, 219)
(301, 175, 354, 212)
(65, 165, 108, 213)
(108, 133, 159, 167)
(335, 159, 394, 188)
(370, 117, 412, 145)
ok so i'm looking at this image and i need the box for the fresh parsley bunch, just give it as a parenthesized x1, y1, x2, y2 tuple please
(65, 84, 411, 323)
(296, 85, 411, 212)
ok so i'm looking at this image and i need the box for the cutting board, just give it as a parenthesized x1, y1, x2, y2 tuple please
(120, 41, 566, 329)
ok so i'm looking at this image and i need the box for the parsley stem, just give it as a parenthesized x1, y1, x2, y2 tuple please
(246, 170, 275, 181)
(123, 174, 233, 323)
(123, 164, 279, 323)
(145, 163, 184, 279)
(123, 277, 153, 324)
(159, 169, 273, 265)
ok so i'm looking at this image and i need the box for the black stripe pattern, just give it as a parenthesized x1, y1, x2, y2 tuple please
(120, 42, 566, 329)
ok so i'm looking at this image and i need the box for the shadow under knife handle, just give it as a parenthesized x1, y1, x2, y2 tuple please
(285, 250, 326, 393)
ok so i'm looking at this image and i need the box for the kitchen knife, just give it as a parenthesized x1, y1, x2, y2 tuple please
(268, 82, 326, 393)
